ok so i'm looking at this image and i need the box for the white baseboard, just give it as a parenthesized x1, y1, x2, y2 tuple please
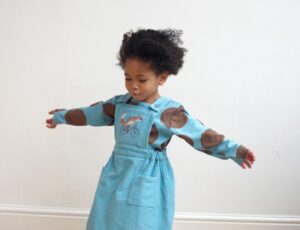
(0, 205, 299, 230)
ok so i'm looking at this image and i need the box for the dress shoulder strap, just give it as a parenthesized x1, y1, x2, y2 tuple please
(115, 93, 131, 104)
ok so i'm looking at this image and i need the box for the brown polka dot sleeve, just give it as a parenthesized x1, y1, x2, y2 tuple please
(53, 96, 118, 127)
(165, 105, 242, 161)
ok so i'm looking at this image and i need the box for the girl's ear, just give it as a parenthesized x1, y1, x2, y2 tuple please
(159, 72, 169, 85)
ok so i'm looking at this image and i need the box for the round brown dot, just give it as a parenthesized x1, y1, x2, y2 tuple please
(65, 109, 87, 126)
(103, 103, 115, 119)
(200, 129, 224, 149)
(160, 107, 176, 128)
(148, 124, 159, 144)
(177, 134, 194, 146)
(171, 106, 188, 128)
(161, 106, 188, 128)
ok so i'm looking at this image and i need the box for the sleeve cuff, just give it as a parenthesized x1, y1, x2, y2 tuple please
(53, 110, 67, 125)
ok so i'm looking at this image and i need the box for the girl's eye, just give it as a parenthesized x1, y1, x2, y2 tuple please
(139, 80, 147, 83)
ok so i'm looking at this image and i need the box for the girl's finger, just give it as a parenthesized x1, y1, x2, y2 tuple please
(46, 119, 54, 124)
(245, 160, 252, 169)
(241, 162, 246, 169)
(49, 109, 58, 114)
(251, 154, 256, 162)
(248, 151, 256, 161)
(46, 123, 56, 128)
(49, 109, 65, 115)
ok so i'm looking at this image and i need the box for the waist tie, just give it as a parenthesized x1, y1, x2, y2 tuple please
(113, 144, 168, 161)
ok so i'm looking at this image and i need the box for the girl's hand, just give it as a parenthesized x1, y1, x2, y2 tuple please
(45, 109, 64, 129)
(46, 117, 56, 128)
(241, 150, 256, 169)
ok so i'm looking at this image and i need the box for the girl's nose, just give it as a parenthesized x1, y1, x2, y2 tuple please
(132, 82, 139, 90)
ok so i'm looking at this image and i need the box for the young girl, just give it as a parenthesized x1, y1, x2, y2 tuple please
(46, 29, 255, 230)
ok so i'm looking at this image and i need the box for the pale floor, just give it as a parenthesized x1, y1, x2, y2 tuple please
(0, 214, 299, 230)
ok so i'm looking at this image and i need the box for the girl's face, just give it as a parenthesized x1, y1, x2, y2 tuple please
(124, 58, 168, 104)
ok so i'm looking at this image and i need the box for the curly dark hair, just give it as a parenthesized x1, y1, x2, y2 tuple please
(117, 28, 187, 75)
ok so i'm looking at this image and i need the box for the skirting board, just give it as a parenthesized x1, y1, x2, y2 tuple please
(0, 205, 299, 230)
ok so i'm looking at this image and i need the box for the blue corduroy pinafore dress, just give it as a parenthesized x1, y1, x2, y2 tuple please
(86, 96, 175, 230)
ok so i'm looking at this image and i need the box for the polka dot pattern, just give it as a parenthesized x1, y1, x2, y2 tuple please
(177, 135, 194, 146)
(160, 107, 175, 128)
(65, 109, 87, 126)
(171, 106, 188, 128)
(55, 95, 243, 160)
(148, 124, 159, 144)
(103, 103, 115, 119)
(160, 106, 188, 128)
(200, 129, 224, 149)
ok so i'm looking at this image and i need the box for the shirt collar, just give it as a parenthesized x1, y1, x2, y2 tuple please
(116, 93, 165, 112)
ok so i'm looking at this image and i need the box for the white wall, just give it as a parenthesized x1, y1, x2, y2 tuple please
(0, 0, 299, 229)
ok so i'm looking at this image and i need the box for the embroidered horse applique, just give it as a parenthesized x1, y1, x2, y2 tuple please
(120, 113, 143, 136)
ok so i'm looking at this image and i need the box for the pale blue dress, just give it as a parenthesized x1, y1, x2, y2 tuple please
(53, 93, 247, 230)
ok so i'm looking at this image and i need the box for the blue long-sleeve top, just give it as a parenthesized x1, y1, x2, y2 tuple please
(53, 94, 248, 166)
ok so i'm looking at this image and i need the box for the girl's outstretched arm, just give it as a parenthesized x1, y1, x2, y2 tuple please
(45, 96, 120, 128)
(166, 105, 256, 169)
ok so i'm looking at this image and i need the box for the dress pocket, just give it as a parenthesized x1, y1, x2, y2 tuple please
(127, 175, 158, 208)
